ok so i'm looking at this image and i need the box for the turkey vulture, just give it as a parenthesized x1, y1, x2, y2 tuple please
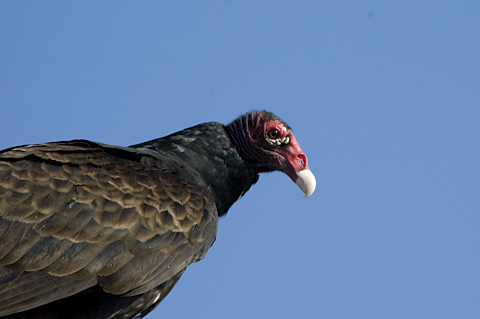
(0, 111, 315, 319)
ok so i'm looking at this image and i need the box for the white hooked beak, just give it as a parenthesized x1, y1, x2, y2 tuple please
(296, 169, 316, 198)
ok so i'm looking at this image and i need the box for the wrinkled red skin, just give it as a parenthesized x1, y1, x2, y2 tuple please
(255, 119, 310, 183)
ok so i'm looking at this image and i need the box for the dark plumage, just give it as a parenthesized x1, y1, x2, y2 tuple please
(0, 111, 315, 319)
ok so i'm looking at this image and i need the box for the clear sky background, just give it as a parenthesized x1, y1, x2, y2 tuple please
(1, 2, 479, 319)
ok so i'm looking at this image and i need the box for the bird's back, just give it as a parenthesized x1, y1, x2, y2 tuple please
(0, 139, 221, 318)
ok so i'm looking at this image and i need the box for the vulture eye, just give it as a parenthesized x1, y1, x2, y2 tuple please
(267, 128, 279, 139)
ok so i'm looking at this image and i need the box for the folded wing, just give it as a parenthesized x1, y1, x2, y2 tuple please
(0, 140, 218, 316)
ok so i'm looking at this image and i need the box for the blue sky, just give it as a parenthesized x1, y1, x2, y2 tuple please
(1, 2, 479, 318)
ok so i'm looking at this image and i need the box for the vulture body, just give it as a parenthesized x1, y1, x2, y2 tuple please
(0, 111, 315, 318)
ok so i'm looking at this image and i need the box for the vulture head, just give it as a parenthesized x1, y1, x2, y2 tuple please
(227, 110, 316, 198)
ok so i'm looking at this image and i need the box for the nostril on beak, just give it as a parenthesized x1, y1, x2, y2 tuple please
(299, 154, 307, 167)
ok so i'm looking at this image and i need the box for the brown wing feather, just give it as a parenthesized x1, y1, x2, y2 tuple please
(0, 141, 218, 315)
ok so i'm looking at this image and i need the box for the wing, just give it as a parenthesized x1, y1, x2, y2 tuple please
(0, 140, 218, 316)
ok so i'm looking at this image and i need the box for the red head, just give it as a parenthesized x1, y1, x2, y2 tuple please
(227, 111, 316, 198)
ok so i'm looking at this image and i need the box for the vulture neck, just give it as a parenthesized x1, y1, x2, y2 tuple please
(131, 122, 259, 216)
